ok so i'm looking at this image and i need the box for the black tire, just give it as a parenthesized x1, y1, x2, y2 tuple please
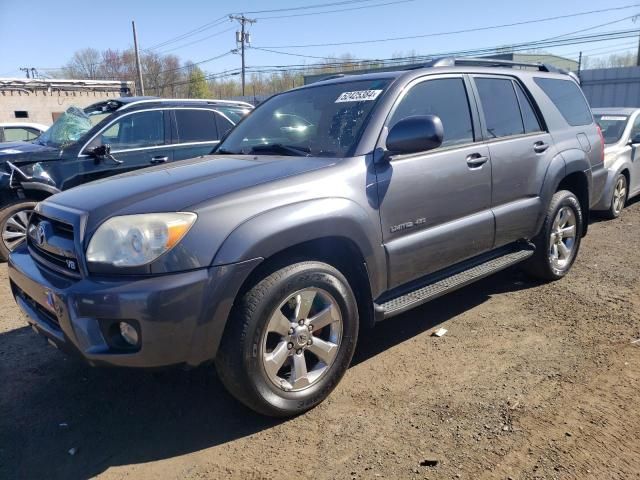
(522, 190, 583, 281)
(0, 201, 37, 261)
(603, 173, 627, 220)
(215, 261, 359, 417)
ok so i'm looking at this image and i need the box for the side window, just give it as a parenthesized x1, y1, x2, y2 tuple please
(4, 127, 38, 142)
(389, 78, 474, 148)
(534, 78, 592, 126)
(514, 82, 543, 133)
(214, 112, 235, 138)
(92, 111, 164, 151)
(475, 78, 524, 138)
(630, 115, 640, 141)
(175, 109, 218, 143)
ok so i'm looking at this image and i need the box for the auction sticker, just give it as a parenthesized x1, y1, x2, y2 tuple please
(600, 116, 627, 121)
(335, 90, 383, 103)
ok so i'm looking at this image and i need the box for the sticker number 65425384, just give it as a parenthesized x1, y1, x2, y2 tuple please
(335, 90, 383, 103)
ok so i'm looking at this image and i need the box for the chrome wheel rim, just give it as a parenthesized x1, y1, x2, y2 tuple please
(548, 206, 577, 270)
(2, 209, 32, 251)
(612, 176, 626, 215)
(261, 287, 342, 392)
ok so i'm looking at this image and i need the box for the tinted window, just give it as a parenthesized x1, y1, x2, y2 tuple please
(534, 78, 592, 126)
(515, 82, 543, 133)
(175, 109, 218, 143)
(3, 127, 39, 142)
(476, 78, 524, 138)
(215, 106, 251, 124)
(214, 112, 235, 137)
(389, 78, 474, 147)
(94, 111, 164, 150)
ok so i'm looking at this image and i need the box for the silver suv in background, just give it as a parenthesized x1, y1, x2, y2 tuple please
(592, 108, 640, 218)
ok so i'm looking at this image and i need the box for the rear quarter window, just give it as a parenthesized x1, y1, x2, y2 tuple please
(534, 77, 592, 127)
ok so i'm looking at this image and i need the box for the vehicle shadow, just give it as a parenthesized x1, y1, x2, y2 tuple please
(0, 268, 534, 480)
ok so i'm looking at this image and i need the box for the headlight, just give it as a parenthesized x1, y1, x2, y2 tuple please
(86, 213, 197, 267)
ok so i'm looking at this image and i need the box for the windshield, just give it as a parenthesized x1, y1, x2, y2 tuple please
(594, 114, 629, 145)
(217, 79, 391, 157)
(36, 105, 112, 148)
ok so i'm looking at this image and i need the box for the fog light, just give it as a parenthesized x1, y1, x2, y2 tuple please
(119, 322, 139, 346)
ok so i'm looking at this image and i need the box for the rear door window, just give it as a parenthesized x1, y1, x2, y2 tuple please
(514, 82, 543, 133)
(389, 77, 475, 148)
(475, 78, 524, 138)
(214, 112, 235, 138)
(174, 109, 218, 143)
(534, 77, 592, 126)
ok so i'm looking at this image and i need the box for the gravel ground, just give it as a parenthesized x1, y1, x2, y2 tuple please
(1, 200, 639, 480)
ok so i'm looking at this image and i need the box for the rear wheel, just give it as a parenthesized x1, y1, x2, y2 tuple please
(523, 190, 583, 281)
(0, 201, 37, 261)
(215, 261, 359, 417)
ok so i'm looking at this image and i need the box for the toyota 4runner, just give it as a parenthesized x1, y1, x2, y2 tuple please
(8, 58, 605, 416)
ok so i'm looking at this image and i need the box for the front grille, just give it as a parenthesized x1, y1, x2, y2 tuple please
(27, 213, 81, 278)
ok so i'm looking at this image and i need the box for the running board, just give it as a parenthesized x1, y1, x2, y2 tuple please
(375, 245, 534, 319)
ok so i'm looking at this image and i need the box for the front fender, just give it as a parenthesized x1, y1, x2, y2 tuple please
(212, 197, 386, 297)
(591, 158, 633, 211)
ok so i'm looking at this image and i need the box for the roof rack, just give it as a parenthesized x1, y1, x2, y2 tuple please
(119, 98, 253, 110)
(423, 57, 568, 74)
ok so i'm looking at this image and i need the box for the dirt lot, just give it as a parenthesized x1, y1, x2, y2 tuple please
(1, 201, 639, 480)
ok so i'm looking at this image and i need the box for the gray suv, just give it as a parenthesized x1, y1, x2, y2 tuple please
(8, 58, 605, 416)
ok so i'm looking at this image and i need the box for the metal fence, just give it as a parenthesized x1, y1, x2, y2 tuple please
(580, 67, 640, 108)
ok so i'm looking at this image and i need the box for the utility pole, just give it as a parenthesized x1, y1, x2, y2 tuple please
(577, 51, 582, 81)
(132, 20, 145, 96)
(230, 14, 256, 96)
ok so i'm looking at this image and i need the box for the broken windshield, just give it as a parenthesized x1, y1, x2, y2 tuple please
(216, 78, 391, 158)
(36, 105, 112, 149)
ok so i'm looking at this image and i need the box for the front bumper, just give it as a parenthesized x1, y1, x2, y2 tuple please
(8, 245, 260, 368)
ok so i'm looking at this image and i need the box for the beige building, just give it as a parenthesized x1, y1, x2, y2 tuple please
(0, 78, 133, 125)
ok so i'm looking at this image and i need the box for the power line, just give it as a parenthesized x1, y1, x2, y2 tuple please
(144, 16, 229, 51)
(236, 0, 383, 15)
(256, 4, 640, 48)
(154, 27, 236, 54)
(254, 0, 416, 20)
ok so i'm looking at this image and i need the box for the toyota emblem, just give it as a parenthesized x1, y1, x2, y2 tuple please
(36, 224, 46, 245)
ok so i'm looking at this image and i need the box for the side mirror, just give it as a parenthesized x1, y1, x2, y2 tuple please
(629, 135, 640, 145)
(386, 115, 444, 155)
(90, 144, 111, 158)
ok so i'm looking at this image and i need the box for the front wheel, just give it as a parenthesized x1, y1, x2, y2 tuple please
(215, 261, 359, 417)
(523, 190, 583, 281)
(0, 201, 37, 261)
(604, 173, 627, 219)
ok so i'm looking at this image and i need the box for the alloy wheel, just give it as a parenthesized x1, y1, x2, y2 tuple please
(261, 287, 342, 392)
(548, 206, 577, 270)
(2, 209, 32, 252)
(612, 176, 627, 216)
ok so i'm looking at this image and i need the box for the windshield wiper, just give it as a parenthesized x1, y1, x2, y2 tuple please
(250, 143, 311, 157)
(215, 148, 239, 155)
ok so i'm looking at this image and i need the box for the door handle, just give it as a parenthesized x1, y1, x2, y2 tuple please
(150, 156, 168, 164)
(533, 141, 550, 153)
(466, 153, 489, 169)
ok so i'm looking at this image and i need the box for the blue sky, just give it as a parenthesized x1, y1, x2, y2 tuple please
(1, 0, 638, 78)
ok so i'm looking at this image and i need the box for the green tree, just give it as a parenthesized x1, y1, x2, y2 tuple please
(187, 66, 210, 98)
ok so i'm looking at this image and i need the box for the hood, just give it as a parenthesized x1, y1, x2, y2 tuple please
(48, 154, 337, 230)
(0, 141, 62, 163)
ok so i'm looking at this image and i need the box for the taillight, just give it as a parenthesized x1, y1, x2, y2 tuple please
(596, 124, 605, 163)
